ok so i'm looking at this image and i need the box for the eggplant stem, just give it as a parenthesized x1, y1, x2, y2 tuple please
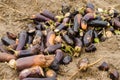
(68, 57, 102, 80)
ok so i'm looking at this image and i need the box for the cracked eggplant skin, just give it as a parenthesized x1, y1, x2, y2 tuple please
(16, 30, 27, 50)
(73, 14, 82, 33)
(83, 30, 94, 47)
(22, 77, 56, 80)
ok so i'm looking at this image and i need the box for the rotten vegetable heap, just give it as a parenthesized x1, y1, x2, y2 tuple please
(0, 2, 120, 80)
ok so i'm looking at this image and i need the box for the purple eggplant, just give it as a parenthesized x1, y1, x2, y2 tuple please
(50, 49, 64, 70)
(44, 43, 62, 53)
(109, 69, 119, 80)
(85, 44, 96, 52)
(1, 36, 15, 46)
(98, 62, 109, 71)
(41, 10, 56, 21)
(83, 13, 96, 22)
(6, 32, 17, 40)
(62, 55, 72, 64)
(67, 27, 75, 36)
(73, 14, 82, 33)
(16, 30, 27, 50)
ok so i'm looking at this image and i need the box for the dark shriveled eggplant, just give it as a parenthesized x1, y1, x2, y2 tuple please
(8, 55, 54, 71)
(1, 36, 15, 46)
(83, 30, 94, 47)
(44, 43, 63, 53)
(19, 66, 44, 80)
(16, 30, 27, 50)
(98, 62, 109, 71)
(109, 69, 119, 80)
(50, 49, 64, 70)
(73, 14, 82, 33)
(85, 44, 96, 52)
(22, 77, 56, 80)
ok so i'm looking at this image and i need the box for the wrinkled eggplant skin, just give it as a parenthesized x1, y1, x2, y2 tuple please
(62, 34, 74, 45)
(85, 44, 96, 52)
(22, 77, 56, 80)
(88, 20, 108, 27)
(1, 36, 15, 46)
(62, 55, 72, 64)
(44, 44, 62, 53)
(83, 30, 94, 47)
(16, 30, 27, 50)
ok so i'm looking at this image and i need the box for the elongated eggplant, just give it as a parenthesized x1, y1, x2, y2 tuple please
(54, 17, 69, 32)
(46, 31, 56, 47)
(73, 14, 82, 33)
(8, 54, 54, 71)
(50, 49, 64, 70)
(1, 36, 15, 46)
(6, 32, 17, 40)
(88, 20, 109, 27)
(19, 66, 44, 80)
(12, 44, 40, 57)
(22, 77, 56, 80)
(85, 44, 96, 52)
(27, 35, 33, 45)
(62, 55, 72, 64)
(74, 38, 83, 57)
(62, 32, 74, 45)
(41, 10, 56, 21)
(44, 43, 62, 53)
(31, 13, 51, 22)
(83, 30, 94, 47)
(0, 52, 16, 62)
(16, 30, 27, 50)
(33, 30, 43, 45)
(45, 69, 57, 78)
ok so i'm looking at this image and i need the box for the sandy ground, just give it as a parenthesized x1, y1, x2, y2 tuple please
(0, 0, 120, 80)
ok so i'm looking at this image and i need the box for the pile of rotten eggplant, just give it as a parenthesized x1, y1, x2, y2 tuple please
(0, 2, 120, 80)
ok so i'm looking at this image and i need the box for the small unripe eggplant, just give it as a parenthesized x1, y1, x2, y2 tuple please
(6, 32, 17, 40)
(22, 77, 56, 80)
(1, 36, 15, 46)
(8, 54, 54, 71)
(16, 30, 27, 50)
(85, 44, 96, 52)
(41, 10, 56, 21)
(0, 52, 16, 62)
(46, 31, 56, 47)
(109, 69, 119, 80)
(33, 30, 43, 45)
(44, 43, 62, 53)
(73, 14, 82, 33)
(83, 30, 94, 47)
(77, 58, 89, 71)
(62, 55, 72, 64)
(31, 13, 51, 22)
(98, 62, 109, 71)
(88, 20, 109, 27)
(19, 66, 44, 80)
(50, 49, 64, 70)
(45, 69, 57, 78)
